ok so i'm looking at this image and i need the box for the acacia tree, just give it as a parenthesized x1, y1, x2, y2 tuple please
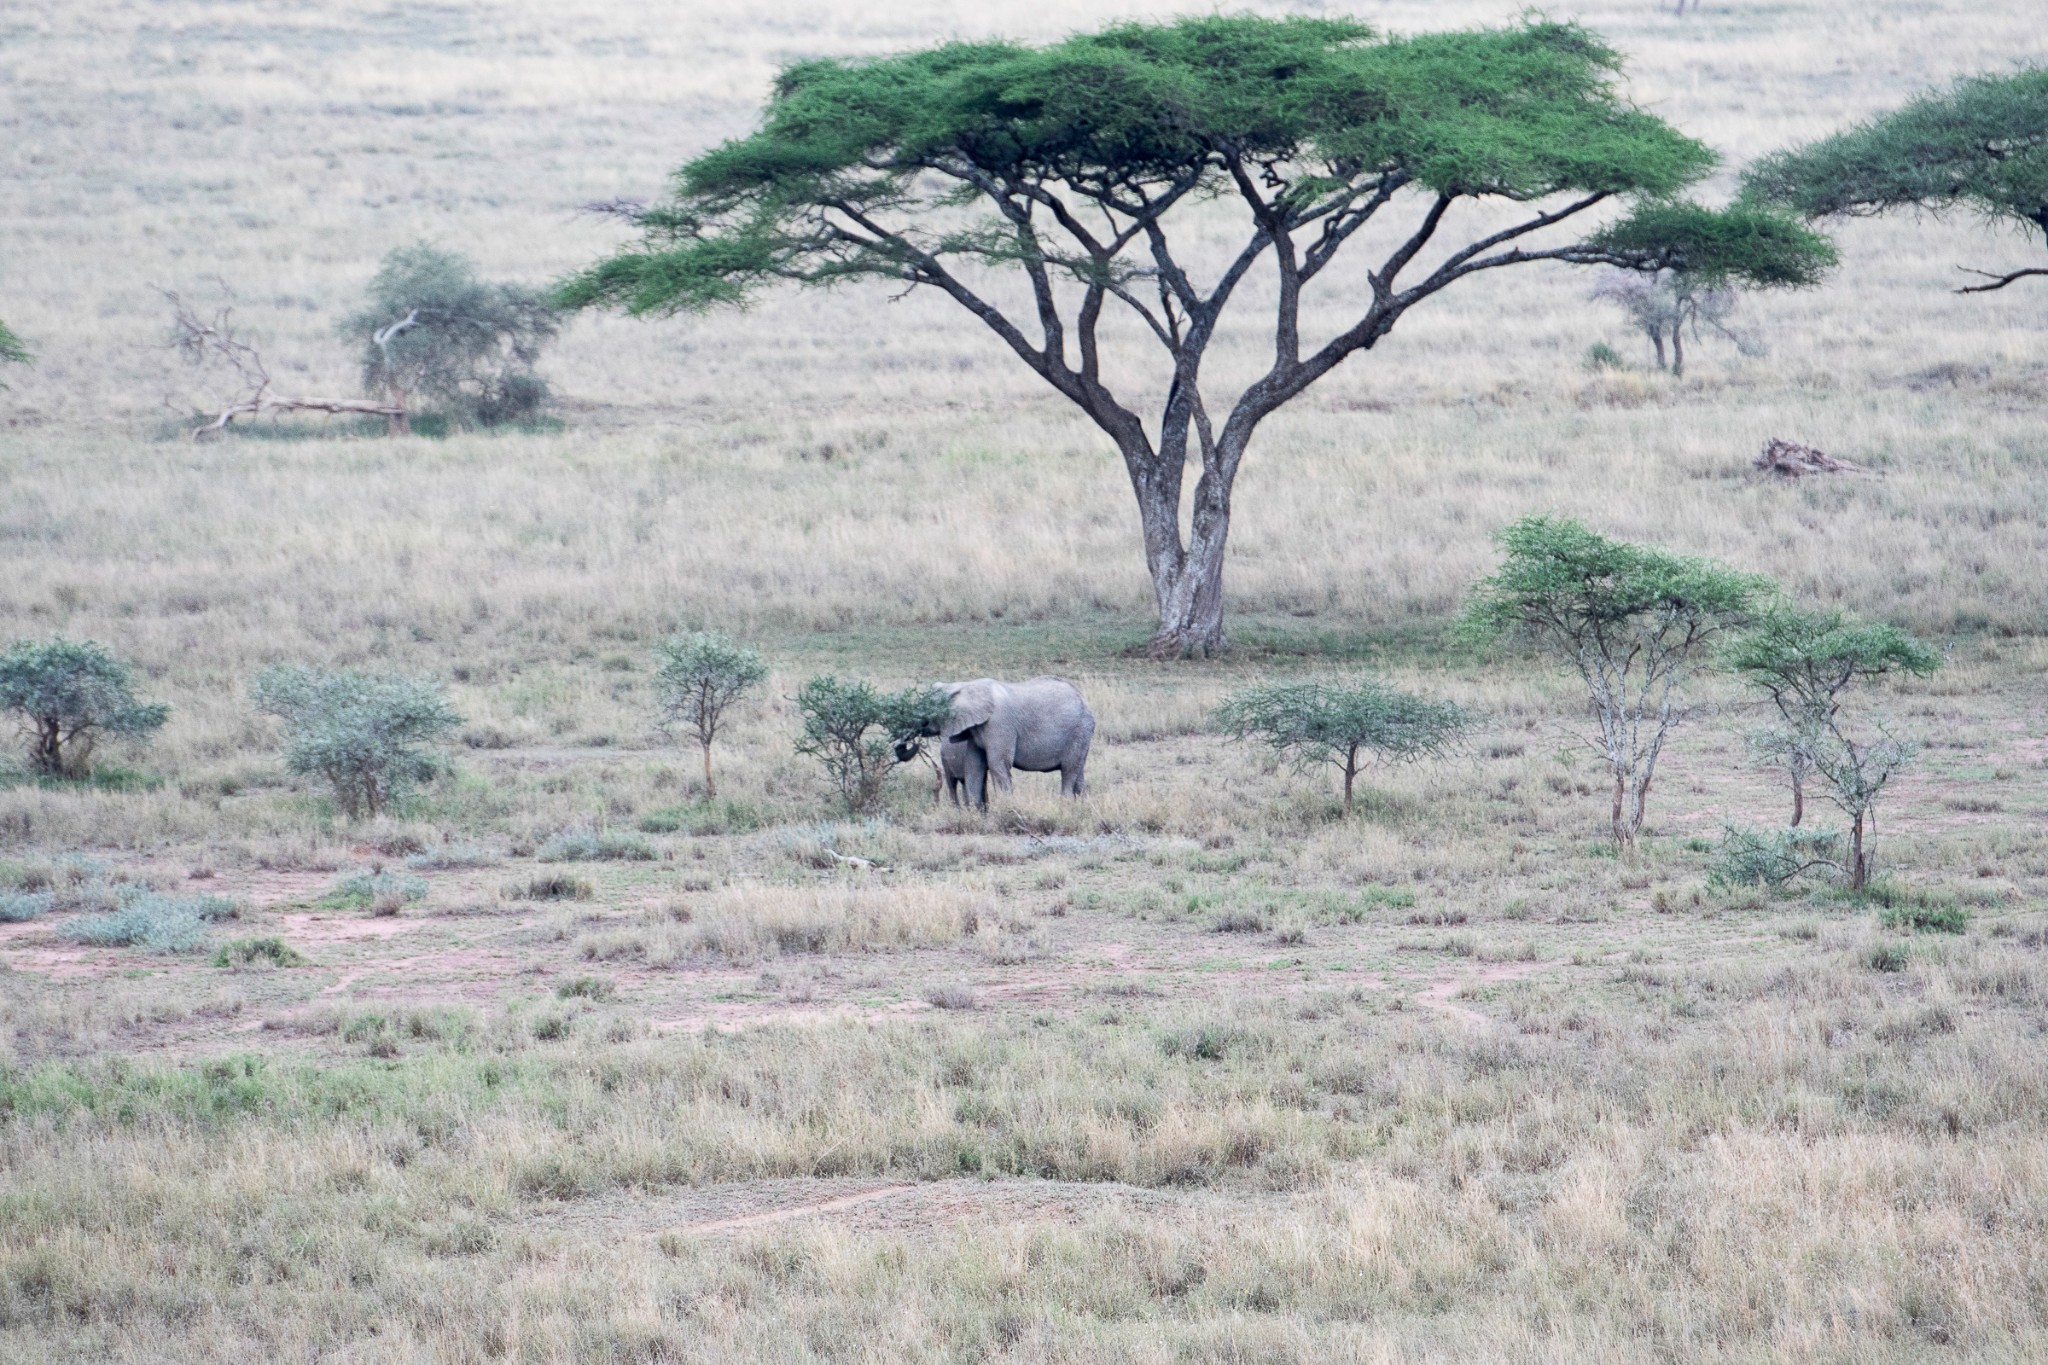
(653, 631, 768, 796)
(560, 17, 1830, 656)
(1464, 517, 1768, 850)
(1746, 66, 2048, 294)
(0, 639, 169, 777)
(1215, 676, 1466, 814)
(1726, 605, 1940, 826)
(0, 321, 29, 371)
(1589, 269, 1763, 375)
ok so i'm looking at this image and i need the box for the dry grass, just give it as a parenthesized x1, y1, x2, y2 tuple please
(2, 0, 2047, 1359)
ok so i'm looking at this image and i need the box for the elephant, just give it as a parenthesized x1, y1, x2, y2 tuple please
(897, 677, 1095, 810)
(937, 735, 984, 808)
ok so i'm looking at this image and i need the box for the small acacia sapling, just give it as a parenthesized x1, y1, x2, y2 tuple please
(1464, 517, 1768, 850)
(1214, 677, 1467, 815)
(0, 638, 169, 778)
(250, 665, 461, 819)
(793, 676, 950, 814)
(1810, 724, 1915, 891)
(653, 632, 768, 797)
(1726, 605, 1940, 827)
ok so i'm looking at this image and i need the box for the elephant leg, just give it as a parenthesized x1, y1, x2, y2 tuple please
(1061, 757, 1086, 796)
(986, 750, 1014, 797)
(963, 745, 989, 810)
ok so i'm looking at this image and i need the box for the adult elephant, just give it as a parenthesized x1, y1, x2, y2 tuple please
(899, 677, 1095, 809)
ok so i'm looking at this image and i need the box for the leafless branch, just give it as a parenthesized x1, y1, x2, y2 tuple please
(163, 287, 406, 439)
(1955, 264, 2048, 294)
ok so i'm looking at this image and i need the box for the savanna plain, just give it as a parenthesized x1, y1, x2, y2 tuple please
(3, 0, 2048, 1360)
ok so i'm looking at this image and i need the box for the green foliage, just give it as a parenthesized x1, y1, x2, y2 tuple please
(250, 665, 462, 819)
(0, 890, 53, 922)
(0, 638, 169, 777)
(793, 676, 950, 812)
(1745, 67, 2048, 250)
(563, 17, 1820, 316)
(345, 244, 560, 428)
(322, 871, 429, 910)
(1879, 899, 1969, 936)
(0, 319, 31, 371)
(1728, 605, 1941, 717)
(1706, 825, 1844, 890)
(518, 873, 592, 902)
(1585, 201, 1836, 288)
(214, 937, 309, 968)
(58, 890, 237, 954)
(537, 831, 657, 862)
(1214, 676, 1466, 813)
(1465, 517, 1769, 847)
(1583, 341, 1626, 371)
(636, 799, 765, 835)
(653, 631, 768, 796)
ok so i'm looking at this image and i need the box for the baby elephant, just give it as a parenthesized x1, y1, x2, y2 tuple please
(904, 676, 1095, 810)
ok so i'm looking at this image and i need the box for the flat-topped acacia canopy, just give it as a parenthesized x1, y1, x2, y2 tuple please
(562, 17, 1833, 656)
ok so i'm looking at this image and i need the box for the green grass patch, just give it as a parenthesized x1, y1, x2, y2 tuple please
(213, 937, 309, 968)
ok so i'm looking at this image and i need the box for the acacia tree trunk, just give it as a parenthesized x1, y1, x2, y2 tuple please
(1849, 811, 1868, 890)
(1342, 745, 1360, 815)
(1789, 763, 1806, 827)
(29, 718, 64, 776)
(1670, 323, 1686, 378)
(700, 740, 716, 798)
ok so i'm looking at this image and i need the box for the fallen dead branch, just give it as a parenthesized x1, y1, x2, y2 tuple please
(1751, 437, 1867, 479)
(165, 289, 406, 439)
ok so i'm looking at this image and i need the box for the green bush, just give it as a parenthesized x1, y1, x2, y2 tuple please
(251, 665, 461, 818)
(1880, 902, 1969, 935)
(793, 676, 950, 812)
(0, 638, 169, 777)
(0, 890, 53, 922)
(1706, 825, 1844, 890)
(214, 937, 309, 968)
(59, 891, 237, 953)
(345, 244, 559, 429)
(322, 870, 429, 910)
(538, 831, 656, 862)
(517, 874, 592, 902)
(636, 800, 765, 835)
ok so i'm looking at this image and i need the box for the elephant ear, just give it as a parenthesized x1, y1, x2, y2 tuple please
(942, 681, 996, 738)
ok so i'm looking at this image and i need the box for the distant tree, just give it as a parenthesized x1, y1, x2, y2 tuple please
(1810, 723, 1915, 891)
(1216, 677, 1466, 815)
(0, 639, 169, 778)
(251, 665, 461, 818)
(1464, 517, 1768, 850)
(1590, 269, 1764, 375)
(346, 245, 559, 431)
(653, 631, 768, 797)
(0, 320, 30, 373)
(793, 676, 950, 813)
(560, 16, 1831, 657)
(1746, 67, 2048, 294)
(1727, 606, 1940, 826)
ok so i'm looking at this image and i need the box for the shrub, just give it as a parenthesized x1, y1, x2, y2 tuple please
(1214, 676, 1466, 814)
(1707, 825, 1844, 890)
(636, 800, 765, 836)
(1590, 268, 1765, 376)
(555, 976, 614, 1001)
(517, 874, 592, 902)
(59, 891, 237, 953)
(1864, 941, 1911, 973)
(322, 871, 429, 910)
(1583, 341, 1627, 371)
(1880, 901, 1969, 935)
(537, 831, 656, 862)
(345, 244, 559, 430)
(404, 844, 500, 871)
(653, 632, 768, 797)
(0, 638, 169, 777)
(793, 676, 951, 812)
(0, 890, 53, 922)
(1464, 517, 1768, 850)
(926, 984, 978, 1011)
(251, 665, 461, 818)
(214, 937, 309, 968)
(0, 319, 30, 371)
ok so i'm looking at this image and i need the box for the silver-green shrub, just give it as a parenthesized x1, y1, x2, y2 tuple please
(0, 637, 169, 777)
(251, 665, 461, 818)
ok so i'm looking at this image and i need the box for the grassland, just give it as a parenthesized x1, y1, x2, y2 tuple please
(3, 0, 2047, 1360)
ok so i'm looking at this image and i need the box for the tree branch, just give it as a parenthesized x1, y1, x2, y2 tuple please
(1955, 264, 2048, 293)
